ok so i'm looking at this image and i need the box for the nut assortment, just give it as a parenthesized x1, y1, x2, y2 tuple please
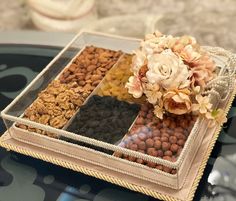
(17, 80, 89, 137)
(96, 54, 145, 103)
(59, 46, 122, 92)
(16, 43, 199, 175)
(17, 46, 123, 136)
(67, 95, 140, 144)
(115, 103, 197, 174)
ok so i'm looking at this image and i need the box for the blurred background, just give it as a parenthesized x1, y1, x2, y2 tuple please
(1, 0, 236, 52)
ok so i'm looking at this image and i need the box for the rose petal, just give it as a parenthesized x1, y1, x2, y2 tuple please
(179, 92, 190, 101)
(172, 94, 184, 103)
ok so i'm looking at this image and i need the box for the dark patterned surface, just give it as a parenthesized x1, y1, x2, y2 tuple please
(0, 45, 235, 201)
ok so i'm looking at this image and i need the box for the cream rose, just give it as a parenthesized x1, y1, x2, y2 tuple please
(146, 49, 190, 89)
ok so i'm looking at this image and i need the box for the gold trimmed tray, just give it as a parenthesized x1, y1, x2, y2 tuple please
(1, 31, 236, 200)
(1, 81, 235, 201)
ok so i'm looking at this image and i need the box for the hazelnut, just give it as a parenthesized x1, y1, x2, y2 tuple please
(177, 139, 185, 147)
(146, 138, 154, 148)
(147, 148, 156, 156)
(130, 143, 138, 151)
(128, 156, 136, 162)
(170, 121, 176, 129)
(163, 156, 172, 161)
(138, 132, 147, 141)
(136, 158, 144, 164)
(164, 150, 173, 156)
(175, 127, 184, 133)
(180, 119, 188, 128)
(152, 130, 161, 137)
(176, 133, 187, 140)
(174, 132, 185, 140)
(136, 117, 144, 125)
(170, 144, 179, 153)
(126, 141, 133, 149)
(166, 128, 174, 135)
(140, 111, 146, 118)
(153, 136, 161, 141)
(150, 150, 158, 157)
(145, 118, 152, 124)
(146, 113, 153, 119)
(157, 150, 164, 157)
(146, 123, 155, 130)
(138, 141, 146, 150)
(161, 136, 169, 142)
(156, 123, 162, 129)
(131, 133, 138, 140)
(133, 127, 142, 133)
(146, 131, 153, 139)
(147, 161, 156, 168)
(140, 127, 149, 133)
(163, 119, 171, 127)
(154, 140, 162, 149)
(132, 137, 141, 145)
(162, 142, 171, 151)
(160, 128, 167, 133)
(156, 165, 163, 171)
(161, 132, 169, 138)
(163, 166, 172, 173)
(171, 157, 177, 162)
(169, 136, 177, 144)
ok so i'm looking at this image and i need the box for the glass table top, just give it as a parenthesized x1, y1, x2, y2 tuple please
(0, 44, 235, 201)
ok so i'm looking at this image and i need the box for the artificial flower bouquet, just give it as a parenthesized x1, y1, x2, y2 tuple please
(126, 31, 227, 126)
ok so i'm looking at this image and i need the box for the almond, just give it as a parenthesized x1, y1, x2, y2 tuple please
(91, 74, 101, 81)
(87, 65, 96, 71)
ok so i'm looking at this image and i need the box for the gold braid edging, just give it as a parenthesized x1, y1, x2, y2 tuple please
(0, 141, 178, 201)
(187, 84, 236, 201)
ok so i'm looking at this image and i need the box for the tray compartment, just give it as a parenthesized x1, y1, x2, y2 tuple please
(66, 95, 140, 144)
(93, 53, 146, 104)
(16, 45, 123, 136)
